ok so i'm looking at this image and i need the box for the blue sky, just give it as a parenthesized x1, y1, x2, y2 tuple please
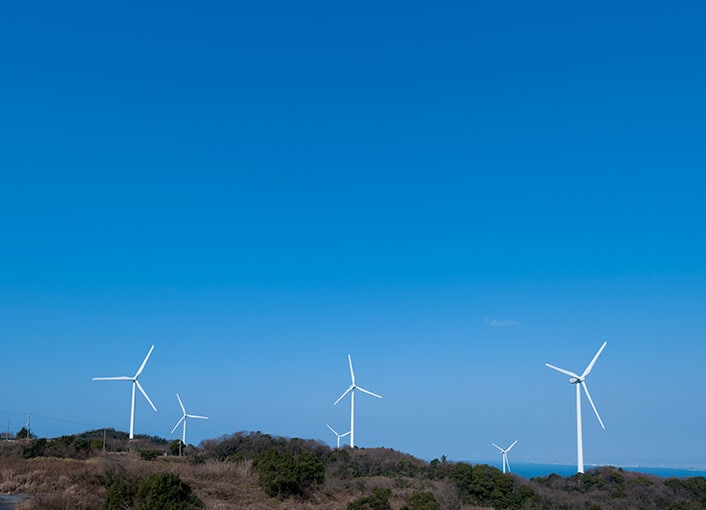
(1, 1, 705, 468)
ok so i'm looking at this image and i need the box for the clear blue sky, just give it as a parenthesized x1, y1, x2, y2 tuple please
(1, 1, 705, 468)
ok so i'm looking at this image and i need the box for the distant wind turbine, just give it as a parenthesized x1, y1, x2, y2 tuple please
(93, 345, 158, 440)
(326, 424, 351, 449)
(491, 440, 518, 473)
(333, 354, 382, 448)
(545, 341, 607, 474)
(171, 393, 208, 455)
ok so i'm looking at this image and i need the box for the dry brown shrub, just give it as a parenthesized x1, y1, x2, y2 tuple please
(1, 467, 16, 482)
(0, 480, 19, 493)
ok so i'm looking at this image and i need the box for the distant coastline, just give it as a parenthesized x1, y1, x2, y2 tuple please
(463, 461, 706, 479)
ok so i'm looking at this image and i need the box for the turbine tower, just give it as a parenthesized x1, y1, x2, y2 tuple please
(93, 345, 158, 440)
(333, 354, 382, 448)
(545, 341, 607, 474)
(326, 424, 351, 449)
(491, 440, 518, 473)
(171, 393, 208, 455)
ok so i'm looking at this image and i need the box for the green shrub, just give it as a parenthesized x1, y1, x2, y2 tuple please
(401, 490, 440, 510)
(136, 472, 201, 509)
(170, 439, 185, 456)
(347, 487, 392, 510)
(139, 449, 160, 461)
(103, 472, 200, 510)
(22, 438, 47, 458)
(254, 447, 325, 498)
(102, 478, 137, 510)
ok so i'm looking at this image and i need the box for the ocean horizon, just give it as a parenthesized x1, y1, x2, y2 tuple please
(461, 462, 706, 480)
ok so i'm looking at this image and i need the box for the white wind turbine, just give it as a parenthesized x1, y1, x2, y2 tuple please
(545, 341, 607, 474)
(491, 440, 518, 474)
(333, 354, 382, 448)
(93, 345, 158, 440)
(171, 393, 208, 455)
(326, 424, 351, 449)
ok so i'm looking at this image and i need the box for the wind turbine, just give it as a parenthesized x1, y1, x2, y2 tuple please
(491, 440, 518, 474)
(171, 393, 208, 455)
(333, 354, 382, 448)
(545, 341, 607, 474)
(92, 345, 158, 440)
(326, 424, 351, 449)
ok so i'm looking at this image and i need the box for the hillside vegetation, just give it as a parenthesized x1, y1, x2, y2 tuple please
(0, 430, 705, 509)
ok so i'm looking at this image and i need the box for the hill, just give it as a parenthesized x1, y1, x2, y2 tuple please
(0, 430, 705, 509)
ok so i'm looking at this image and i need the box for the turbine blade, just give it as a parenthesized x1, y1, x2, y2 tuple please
(186, 414, 208, 420)
(348, 354, 355, 385)
(135, 380, 158, 412)
(356, 386, 382, 399)
(340, 431, 351, 437)
(92, 376, 131, 381)
(581, 382, 606, 430)
(134, 345, 155, 378)
(545, 363, 580, 379)
(582, 341, 607, 378)
(492, 443, 504, 452)
(334, 385, 354, 406)
(171, 416, 185, 434)
(506, 456, 512, 473)
(326, 424, 338, 436)
(506, 440, 518, 452)
(176, 393, 186, 414)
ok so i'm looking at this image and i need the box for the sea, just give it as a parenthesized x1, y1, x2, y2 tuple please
(493, 462, 706, 480)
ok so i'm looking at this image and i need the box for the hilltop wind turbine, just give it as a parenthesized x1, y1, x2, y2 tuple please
(545, 341, 607, 474)
(492, 440, 518, 474)
(326, 424, 351, 449)
(333, 354, 382, 448)
(171, 393, 208, 455)
(93, 345, 158, 440)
